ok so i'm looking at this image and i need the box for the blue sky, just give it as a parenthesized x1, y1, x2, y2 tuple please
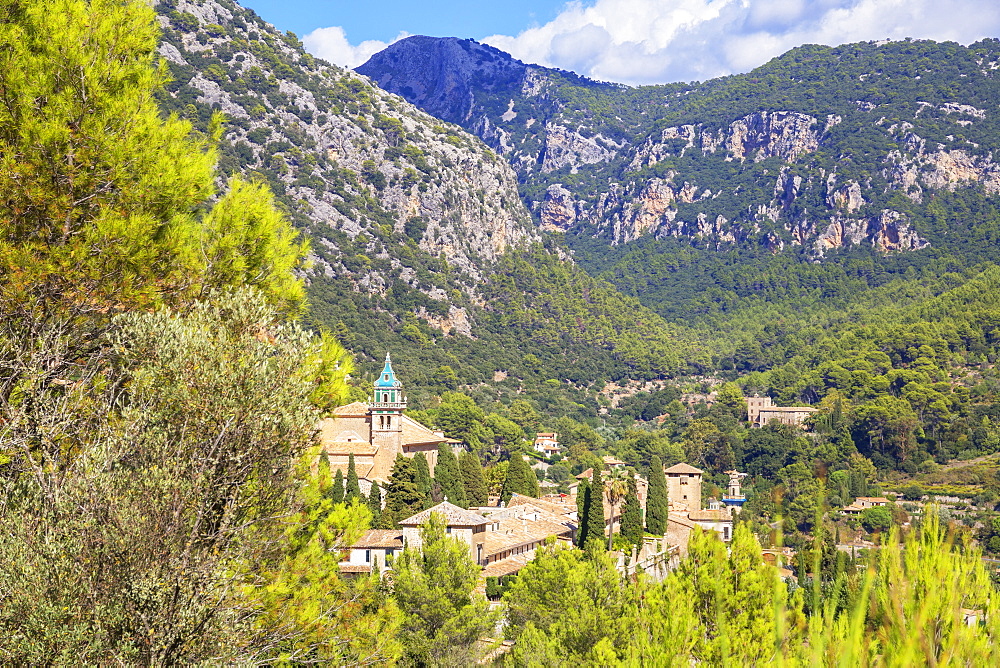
(244, 0, 565, 45)
(241, 0, 1000, 85)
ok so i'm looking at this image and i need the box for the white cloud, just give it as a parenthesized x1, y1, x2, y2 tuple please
(481, 0, 1000, 84)
(302, 26, 409, 69)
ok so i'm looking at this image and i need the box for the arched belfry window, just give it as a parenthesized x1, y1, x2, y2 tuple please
(382, 392, 389, 402)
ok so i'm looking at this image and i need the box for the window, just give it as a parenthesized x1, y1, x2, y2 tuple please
(382, 393, 388, 402)
(365, 550, 371, 563)
(384, 374, 389, 381)
(446, 527, 452, 534)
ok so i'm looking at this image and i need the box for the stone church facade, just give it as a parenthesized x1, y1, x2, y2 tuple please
(319, 353, 457, 481)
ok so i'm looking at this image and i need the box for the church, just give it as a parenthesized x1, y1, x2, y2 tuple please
(319, 353, 458, 481)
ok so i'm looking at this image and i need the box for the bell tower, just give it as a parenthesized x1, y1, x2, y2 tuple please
(370, 353, 407, 476)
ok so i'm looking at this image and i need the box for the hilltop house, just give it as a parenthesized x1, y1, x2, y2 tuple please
(319, 353, 458, 481)
(840, 496, 890, 515)
(533, 432, 561, 456)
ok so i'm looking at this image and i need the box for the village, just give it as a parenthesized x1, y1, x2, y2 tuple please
(319, 354, 864, 591)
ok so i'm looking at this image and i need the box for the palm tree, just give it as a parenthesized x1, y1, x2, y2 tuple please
(604, 466, 629, 550)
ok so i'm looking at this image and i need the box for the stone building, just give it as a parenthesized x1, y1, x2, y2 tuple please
(319, 353, 458, 481)
(746, 395, 817, 428)
(663, 463, 735, 551)
(340, 499, 577, 578)
(665, 462, 704, 512)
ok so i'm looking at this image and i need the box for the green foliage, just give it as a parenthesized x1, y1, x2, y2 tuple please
(501, 454, 539, 503)
(346, 453, 362, 503)
(434, 443, 468, 508)
(331, 468, 345, 505)
(503, 545, 635, 661)
(392, 514, 501, 665)
(645, 456, 668, 535)
(381, 454, 424, 528)
(240, 448, 402, 664)
(436, 392, 486, 447)
(582, 469, 607, 552)
(503, 510, 1000, 665)
(620, 474, 644, 549)
(459, 451, 489, 506)
(860, 505, 893, 533)
(0, 0, 305, 326)
(0, 289, 339, 663)
(413, 451, 434, 509)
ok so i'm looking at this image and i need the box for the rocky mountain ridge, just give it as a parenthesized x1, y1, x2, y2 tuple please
(155, 0, 539, 342)
(151, 0, 704, 391)
(359, 37, 1000, 257)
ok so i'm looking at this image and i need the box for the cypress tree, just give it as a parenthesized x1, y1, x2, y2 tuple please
(501, 454, 537, 504)
(345, 453, 361, 504)
(368, 480, 382, 525)
(621, 473, 644, 548)
(413, 452, 433, 509)
(459, 451, 489, 506)
(577, 481, 591, 547)
(584, 469, 606, 551)
(381, 455, 423, 528)
(331, 469, 345, 505)
(646, 455, 668, 535)
(576, 478, 590, 519)
(435, 444, 468, 508)
(317, 450, 332, 493)
(526, 458, 540, 498)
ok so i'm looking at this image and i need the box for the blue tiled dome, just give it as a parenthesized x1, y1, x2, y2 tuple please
(374, 352, 401, 388)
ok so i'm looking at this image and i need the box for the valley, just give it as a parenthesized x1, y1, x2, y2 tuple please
(5, 0, 1000, 662)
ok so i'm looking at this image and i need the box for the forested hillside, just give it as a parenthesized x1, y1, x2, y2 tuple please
(360, 36, 1000, 465)
(150, 0, 710, 403)
(7, 0, 1000, 663)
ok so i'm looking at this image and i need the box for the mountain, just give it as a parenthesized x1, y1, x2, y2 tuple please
(359, 36, 1000, 360)
(151, 0, 709, 411)
(359, 36, 1000, 255)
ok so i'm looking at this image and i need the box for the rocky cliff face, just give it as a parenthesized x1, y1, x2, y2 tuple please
(356, 36, 527, 125)
(359, 36, 1000, 258)
(154, 0, 538, 332)
(537, 112, 930, 253)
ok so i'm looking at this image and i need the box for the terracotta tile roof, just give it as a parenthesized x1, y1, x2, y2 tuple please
(480, 517, 573, 558)
(332, 402, 369, 417)
(857, 497, 890, 504)
(664, 463, 704, 475)
(338, 563, 373, 574)
(325, 441, 378, 455)
(351, 529, 403, 549)
(482, 552, 535, 578)
(398, 501, 490, 527)
(575, 468, 593, 479)
(507, 493, 577, 517)
(602, 456, 625, 465)
(400, 415, 459, 445)
(667, 512, 697, 529)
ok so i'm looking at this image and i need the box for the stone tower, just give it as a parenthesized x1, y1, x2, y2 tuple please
(370, 353, 407, 475)
(665, 463, 704, 512)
